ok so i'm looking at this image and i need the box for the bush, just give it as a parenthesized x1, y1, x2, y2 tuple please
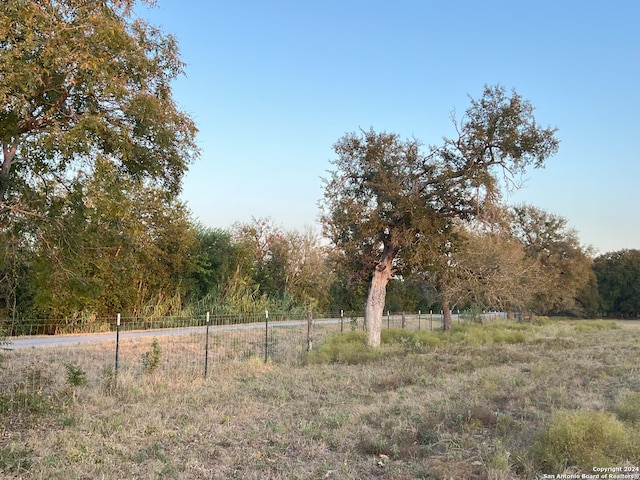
(530, 410, 636, 471)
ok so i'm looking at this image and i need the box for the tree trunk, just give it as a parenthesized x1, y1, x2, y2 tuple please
(1, 141, 18, 202)
(442, 298, 453, 331)
(364, 245, 395, 347)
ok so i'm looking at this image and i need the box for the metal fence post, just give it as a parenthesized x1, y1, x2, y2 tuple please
(115, 313, 120, 381)
(204, 312, 210, 379)
(340, 309, 344, 333)
(264, 309, 269, 363)
(306, 310, 313, 352)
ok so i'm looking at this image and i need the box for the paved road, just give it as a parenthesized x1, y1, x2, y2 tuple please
(3, 318, 345, 350)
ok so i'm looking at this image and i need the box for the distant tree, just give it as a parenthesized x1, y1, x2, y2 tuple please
(383, 278, 431, 313)
(509, 204, 595, 316)
(0, 225, 34, 320)
(423, 223, 540, 316)
(322, 86, 559, 344)
(593, 249, 640, 317)
(0, 0, 197, 218)
(574, 274, 601, 318)
(233, 218, 332, 311)
(283, 227, 333, 311)
(233, 218, 289, 301)
(191, 227, 251, 300)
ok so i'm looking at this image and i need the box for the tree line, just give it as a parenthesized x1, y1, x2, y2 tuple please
(1, 1, 638, 338)
(1, 198, 637, 325)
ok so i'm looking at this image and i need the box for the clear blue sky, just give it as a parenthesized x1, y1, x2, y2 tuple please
(140, 0, 639, 255)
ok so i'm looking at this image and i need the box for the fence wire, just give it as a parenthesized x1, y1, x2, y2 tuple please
(0, 311, 506, 415)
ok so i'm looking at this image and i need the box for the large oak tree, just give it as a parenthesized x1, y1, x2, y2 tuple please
(321, 86, 559, 345)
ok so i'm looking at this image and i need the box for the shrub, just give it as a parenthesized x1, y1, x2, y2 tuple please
(530, 410, 635, 471)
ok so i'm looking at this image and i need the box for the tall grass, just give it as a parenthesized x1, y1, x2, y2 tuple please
(1, 319, 639, 479)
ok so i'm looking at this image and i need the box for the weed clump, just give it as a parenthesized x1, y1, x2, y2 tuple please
(306, 331, 382, 364)
(0, 444, 33, 474)
(530, 410, 636, 472)
(64, 363, 87, 388)
(448, 322, 528, 345)
(612, 392, 640, 424)
(141, 338, 162, 374)
(530, 315, 550, 325)
(574, 320, 619, 332)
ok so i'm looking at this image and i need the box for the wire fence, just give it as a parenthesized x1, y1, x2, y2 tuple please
(0, 310, 506, 416)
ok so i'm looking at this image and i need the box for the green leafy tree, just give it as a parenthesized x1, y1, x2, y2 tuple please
(233, 218, 289, 301)
(28, 160, 199, 320)
(0, 225, 34, 321)
(322, 86, 558, 345)
(593, 249, 640, 317)
(0, 0, 197, 217)
(1, 0, 198, 322)
(280, 227, 333, 311)
(191, 227, 252, 301)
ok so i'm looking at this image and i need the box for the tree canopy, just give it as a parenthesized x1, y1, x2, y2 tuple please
(593, 249, 640, 317)
(322, 85, 559, 345)
(0, 0, 198, 220)
(508, 204, 595, 316)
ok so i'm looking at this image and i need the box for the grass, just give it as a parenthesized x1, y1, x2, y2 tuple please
(1, 319, 639, 479)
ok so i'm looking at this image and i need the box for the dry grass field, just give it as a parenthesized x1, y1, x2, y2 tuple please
(1, 319, 640, 479)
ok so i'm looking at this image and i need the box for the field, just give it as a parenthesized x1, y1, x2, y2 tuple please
(1, 319, 640, 479)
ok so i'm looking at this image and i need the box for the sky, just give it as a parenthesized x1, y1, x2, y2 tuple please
(139, 0, 639, 255)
